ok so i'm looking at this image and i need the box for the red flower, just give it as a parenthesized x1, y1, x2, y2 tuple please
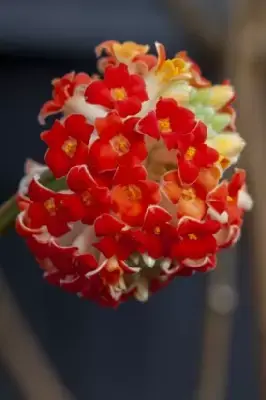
(176, 51, 211, 88)
(79, 272, 121, 307)
(77, 253, 139, 306)
(26, 236, 88, 278)
(88, 168, 116, 189)
(111, 165, 161, 226)
(206, 181, 229, 222)
(98, 259, 124, 287)
(26, 178, 84, 237)
(155, 98, 196, 149)
(41, 114, 94, 178)
(177, 254, 217, 276)
(133, 206, 178, 259)
(45, 241, 78, 276)
(67, 165, 111, 225)
(39, 72, 92, 123)
(215, 224, 241, 250)
(15, 42, 253, 307)
(177, 121, 219, 185)
(162, 169, 209, 220)
(136, 110, 161, 140)
(136, 98, 197, 145)
(16, 207, 43, 238)
(99, 258, 138, 287)
(171, 218, 221, 266)
(93, 214, 139, 260)
(43, 244, 97, 294)
(207, 169, 252, 249)
(94, 213, 126, 236)
(85, 63, 148, 117)
(207, 169, 250, 226)
(226, 169, 248, 224)
(74, 253, 99, 277)
(88, 112, 147, 172)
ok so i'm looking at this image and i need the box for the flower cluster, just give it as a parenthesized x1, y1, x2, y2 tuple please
(17, 41, 252, 307)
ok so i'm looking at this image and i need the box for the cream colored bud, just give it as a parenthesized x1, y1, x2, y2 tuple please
(207, 133, 246, 159)
(208, 85, 234, 110)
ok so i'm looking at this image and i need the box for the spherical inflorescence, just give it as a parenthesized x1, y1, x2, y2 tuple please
(16, 41, 252, 307)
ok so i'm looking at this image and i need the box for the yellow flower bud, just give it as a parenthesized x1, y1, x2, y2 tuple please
(112, 42, 150, 62)
(157, 58, 190, 82)
(208, 85, 234, 110)
(207, 133, 246, 159)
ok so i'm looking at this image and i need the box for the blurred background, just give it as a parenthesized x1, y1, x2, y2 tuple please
(0, 0, 263, 399)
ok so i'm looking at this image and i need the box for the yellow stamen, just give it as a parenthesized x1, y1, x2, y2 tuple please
(44, 198, 57, 216)
(159, 118, 171, 133)
(185, 146, 196, 160)
(106, 259, 121, 272)
(110, 134, 130, 155)
(188, 233, 197, 240)
(181, 188, 196, 201)
(62, 137, 77, 158)
(81, 191, 92, 205)
(154, 226, 161, 235)
(111, 87, 127, 101)
(124, 185, 142, 202)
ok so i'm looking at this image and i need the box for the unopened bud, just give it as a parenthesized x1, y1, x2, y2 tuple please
(211, 113, 231, 132)
(191, 85, 234, 110)
(208, 85, 234, 110)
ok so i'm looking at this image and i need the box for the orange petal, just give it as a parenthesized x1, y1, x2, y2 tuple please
(133, 54, 157, 71)
(197, 166, 221, 192)
(162, 180, 182, 204)
(111, 185, 142, 217)
(95, 40, 118, 57)
(178, 196, 206, 220)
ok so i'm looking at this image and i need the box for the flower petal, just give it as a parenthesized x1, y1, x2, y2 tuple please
(94, 214, 125, 236)
(115, 97, 142, 118)
(64, 114, 94, 142)
(136, 111, 160, 139)
(143, 206, 172, 231)
(178, 159, 199, 185)
(67, 165, 97, 193)
(93, 236, 117, 258)
(207, 133, 245, 159)
(113, 165, 147, 185)
(85, 80, 113, 108)
(44, 149, 71, 179)
(178, 196, 206, 220)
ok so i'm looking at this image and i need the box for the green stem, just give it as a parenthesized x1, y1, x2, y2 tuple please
(0, 171, 67, 235)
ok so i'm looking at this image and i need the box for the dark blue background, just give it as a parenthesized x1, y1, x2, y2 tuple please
(0, 1, 259, 398)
